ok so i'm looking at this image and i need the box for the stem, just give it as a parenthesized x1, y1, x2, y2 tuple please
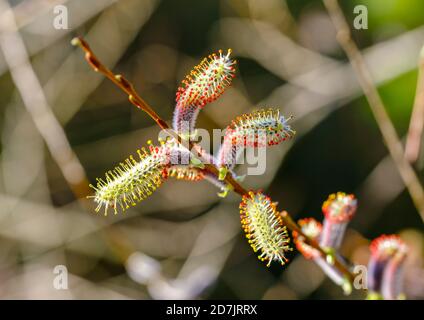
(323, 0, 424, 221)
(405, 47, 424, 163)
(72, 36, 358, 289)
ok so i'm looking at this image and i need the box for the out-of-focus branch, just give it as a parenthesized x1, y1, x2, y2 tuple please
(405, 47, 424, 163)
(0, 0, 118, 77)
(73, 36, 359, 289)
(0, 0, 89, 198)
(323, 0, 424, 221)
(0, 0, 134, 264)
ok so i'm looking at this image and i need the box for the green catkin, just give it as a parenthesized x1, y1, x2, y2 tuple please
(88, 144, 169, 216)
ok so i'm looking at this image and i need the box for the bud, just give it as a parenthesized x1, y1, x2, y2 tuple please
(293, 218, 322, 259)
(367, 235, 408, 300)
(320, 192, 357, 249)
(293, 217, 347, 288)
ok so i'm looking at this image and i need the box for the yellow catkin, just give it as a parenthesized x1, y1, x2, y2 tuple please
(88, 144, 169, 216)
(239, 191, 291, 267)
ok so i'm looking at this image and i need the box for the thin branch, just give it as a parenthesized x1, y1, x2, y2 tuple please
(72, 36, 358, 288)
(405, 47, 424, 163)
(323, 0, 424, 221)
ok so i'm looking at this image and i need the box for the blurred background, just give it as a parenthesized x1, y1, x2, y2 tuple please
(0, 0, 423, 299)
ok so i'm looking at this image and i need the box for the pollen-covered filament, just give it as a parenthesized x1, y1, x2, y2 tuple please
(240, 191, 291, 267)
(89, 145, 169, 216)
